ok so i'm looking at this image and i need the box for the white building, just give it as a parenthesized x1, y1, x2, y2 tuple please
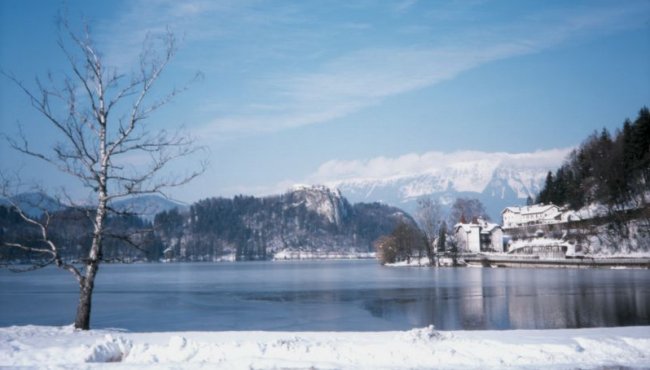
(501, 204, 562, 228)
(454, 219, 504, 253)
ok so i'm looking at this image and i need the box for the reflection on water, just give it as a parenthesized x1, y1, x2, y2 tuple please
(0, 260, 648, 331)
(362, 268, 649, 330)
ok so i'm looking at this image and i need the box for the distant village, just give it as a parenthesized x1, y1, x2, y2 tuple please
(455, 203, 585, 259)
(452, 200, 649, 267)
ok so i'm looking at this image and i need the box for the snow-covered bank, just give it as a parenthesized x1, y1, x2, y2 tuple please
(1, 325, 648, 369)
(385, 257, 456, 267)
(272, 249, 376, 260)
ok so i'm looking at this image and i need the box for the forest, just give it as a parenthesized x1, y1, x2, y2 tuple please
(537, 107, 649, 211)
(0, 187, 411, 263)
(154, 188, 411, 261)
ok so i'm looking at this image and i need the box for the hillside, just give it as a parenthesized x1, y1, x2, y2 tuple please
(537, 107, 649, 211)
(111, 195, 187, 221)
(155, 185, 413, 261)
(0, 192, 65, 217)
(1, 187, 411, 263)
(505, 108, 650, 255)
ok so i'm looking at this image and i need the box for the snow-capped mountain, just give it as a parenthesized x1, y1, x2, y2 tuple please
(327, 160, 555, 221)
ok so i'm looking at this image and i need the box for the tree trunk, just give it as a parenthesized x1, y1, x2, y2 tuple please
(74, 262, 98, 330)
(75, 161, 106, 330)
(426, 237, 435, 267)
(74, 115, 108, 330)
(75, 203, 105, 330)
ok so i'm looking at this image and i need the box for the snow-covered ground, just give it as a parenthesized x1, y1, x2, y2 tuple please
(386, 256, 432, 267)
(385, 256, 461, 267)
(272, 249, 376, 260)
(1, 325, 648, 369)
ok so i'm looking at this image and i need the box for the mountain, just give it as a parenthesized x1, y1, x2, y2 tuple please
(0, 192, 185, 222)
(111, 195, 187, 221)
(0, 192, 66, 217)
(154, 185, 413, 261)
(329, 162, 552, 222)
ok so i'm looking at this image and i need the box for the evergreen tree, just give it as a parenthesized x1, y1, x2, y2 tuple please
(536, 107, 650, 211)
(526, 196, 534, 206)
(437, 222, 447, 252)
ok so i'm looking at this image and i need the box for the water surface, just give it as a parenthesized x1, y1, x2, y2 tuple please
(0, 260, 648, 331)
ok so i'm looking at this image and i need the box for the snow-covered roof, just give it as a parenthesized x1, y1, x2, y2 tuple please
(454, 223, 479, 233)
(454, 219, 501, 233)
(501, 204, 559, 215)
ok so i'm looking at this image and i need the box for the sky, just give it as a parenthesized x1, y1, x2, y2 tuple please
(1, 0, 649, 204)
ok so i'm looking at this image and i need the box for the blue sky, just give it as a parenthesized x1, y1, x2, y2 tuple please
(1, 0, 649, 203)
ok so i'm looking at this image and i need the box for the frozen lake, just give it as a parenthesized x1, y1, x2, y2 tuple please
(0, 260, 648, 331)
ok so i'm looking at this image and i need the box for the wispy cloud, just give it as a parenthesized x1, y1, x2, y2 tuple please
(198, 1, 648, 138)
(394, 0, 419, 13)
(89, 0, 649, 140)
(94, 0, 241, 69)
(198, 43, 532, 138)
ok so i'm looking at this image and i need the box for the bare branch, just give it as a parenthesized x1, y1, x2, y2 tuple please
(104, 231, 152, 255)
(2, 242, 55, 256)
(0, 181, 84, 283)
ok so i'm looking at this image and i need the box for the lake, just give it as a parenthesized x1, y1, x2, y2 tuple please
(0, 260, 648, 331)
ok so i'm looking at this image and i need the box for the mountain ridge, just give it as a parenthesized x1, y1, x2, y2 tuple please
(327, 161, 555, 220)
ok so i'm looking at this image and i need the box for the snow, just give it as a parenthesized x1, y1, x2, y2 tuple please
(386, 256, 431, 267)
(1, 325, 648, 368)
(329, 150, 564, 204)
(290, 184, 344, 224)
(387, 256, 461, 267)
(272, 249, 375, 260)
(509, 237, 567, 249)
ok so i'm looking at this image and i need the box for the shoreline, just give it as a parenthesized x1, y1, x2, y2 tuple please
(464, 255, 650, 269)
(1, 325, 648, 368)
(386, 254, 650, 269)
(7, 253, 650, 265)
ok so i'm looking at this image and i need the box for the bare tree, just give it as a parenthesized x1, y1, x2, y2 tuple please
(415, 196, 442, 266)
(375, 221, 426, 265)
(448, 197, 489, 226)
(1, 20, 205, 330)
(374, 234, 397, 265)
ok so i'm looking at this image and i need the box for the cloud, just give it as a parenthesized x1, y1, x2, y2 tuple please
(305, 148, 572, 185)
(199, 1, 648, 137)
(201, 43, 531, 136)
(225, 147, 571, 197)
(94, 0, 237, 69)
(89, 0, 649, 139)
(394, 0, 419, 13)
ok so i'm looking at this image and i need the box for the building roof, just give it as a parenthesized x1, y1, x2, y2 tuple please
(454, 219, 501, 233)
(501, 204, 559, 215)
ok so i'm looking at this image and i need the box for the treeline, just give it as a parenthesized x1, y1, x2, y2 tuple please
(154, 190, 410, 261)
(537, 107, 650, 210)
(0, 206, 163, 263)
(374, 221, 427, 264)
(2, 187, 412, 263)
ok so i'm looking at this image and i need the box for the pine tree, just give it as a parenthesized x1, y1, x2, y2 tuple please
(437, 222, 447, 252)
